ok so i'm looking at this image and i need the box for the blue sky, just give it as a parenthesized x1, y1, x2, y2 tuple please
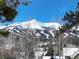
(3, 0, 78, 25)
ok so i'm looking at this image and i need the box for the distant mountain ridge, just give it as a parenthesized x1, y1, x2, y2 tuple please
(0, 19, 61, 40)
(0, 19, 79, 47)
(0, 19, 61, 30)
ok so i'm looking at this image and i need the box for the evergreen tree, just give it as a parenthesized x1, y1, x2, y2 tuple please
(0, 0, 28, 22)
(60, 2, 79, 33)
(58, 2, 79, 47)
(0, 0, 29, 36)
(0, 29, 10, 37)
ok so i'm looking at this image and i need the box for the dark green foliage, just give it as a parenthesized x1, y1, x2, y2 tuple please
(0, 0, 4, 4)
(0, 0, 5, 6)
(63, 11, 76, 27)
(63, 10, 75, 23)
(60, 2, 79, 33)
(0, 0, 28, 22)
(59, 23, 72, 33)
(0, 29, 10, 37)
(0, 0, 18, 21)
(0, 6, 18, 21)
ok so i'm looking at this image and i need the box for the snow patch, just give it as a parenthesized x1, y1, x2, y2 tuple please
(63, 48, 79, 56)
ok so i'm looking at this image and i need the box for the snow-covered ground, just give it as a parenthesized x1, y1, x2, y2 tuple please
(63, 48, 79, 57)
(34, 44, 79, 59)
(42, 56, 51, 59)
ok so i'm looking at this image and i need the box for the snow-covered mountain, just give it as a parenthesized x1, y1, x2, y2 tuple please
(0, 19, 61, 30)
(0, 19, 61, 40)
(1, 19, 79, 47)
(1, 19, 79, 39)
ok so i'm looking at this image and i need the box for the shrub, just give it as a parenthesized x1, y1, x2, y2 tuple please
(0, 29, 10, 37)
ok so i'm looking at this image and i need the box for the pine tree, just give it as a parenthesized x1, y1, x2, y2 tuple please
(0, 0, 28, 22)
(60, 2, 79, 33)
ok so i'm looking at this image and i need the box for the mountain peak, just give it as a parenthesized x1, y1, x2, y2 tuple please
(30, 19, 38, 22)
(0, 19, 61, 30)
